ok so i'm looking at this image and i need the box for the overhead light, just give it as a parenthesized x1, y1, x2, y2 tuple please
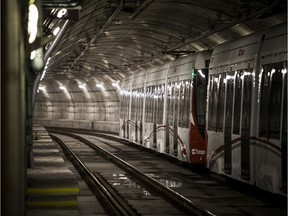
(57, 8, 67, 18)
(38, 86, 46, 92)
(53, 27, 60, 36)
(59, 85, 67, 90)
(79, 84, 86, 89)
(30, 50, 36, 60)
(112, 82, 120, 89)
(28, 3, 39, 44)
(96, 83, 104, 89)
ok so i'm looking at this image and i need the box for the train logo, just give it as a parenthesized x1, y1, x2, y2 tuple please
(191, 149, 206, 155)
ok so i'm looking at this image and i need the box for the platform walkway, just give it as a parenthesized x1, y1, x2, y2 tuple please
(26, 125, 80, 216)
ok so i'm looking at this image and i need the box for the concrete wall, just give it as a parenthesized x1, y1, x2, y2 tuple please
(33, 118, 120, 133)
(34, 77, 121, 133)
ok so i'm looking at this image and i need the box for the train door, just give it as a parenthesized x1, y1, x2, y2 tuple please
(134, 90, 138, 142)
(165, 82, 172, 154)
(174, 81, 180, 157)
(130, 89, 136, 141)
(190, 69, 208, 164)
(145, 86, 153, 148)
(135, 88, 144, 143)
(120, 89, 130, 139)
(152, 85, 158, 149)
(241, 70, 253, 180)
(156, 84, 165, 153)
(259, 62, 287, 193)
(139, 88, 144, 145)
(224, 72, 234, 174)
(165, 81, 178, 156)
(282, 70, 287, 193)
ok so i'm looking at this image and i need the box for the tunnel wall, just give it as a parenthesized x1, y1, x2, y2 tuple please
(33, 78, 121, 133)
(33, 118, 120, 133)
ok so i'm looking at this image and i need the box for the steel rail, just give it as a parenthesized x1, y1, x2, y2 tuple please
(50, 134, 139, 216)
(49, 129, 215, 216)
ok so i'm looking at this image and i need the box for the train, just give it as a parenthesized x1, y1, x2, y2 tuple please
(119, 22, 287, 196)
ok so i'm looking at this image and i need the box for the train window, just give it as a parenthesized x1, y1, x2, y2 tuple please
(216, 74, 225, 132)
(120, 89, 129, 119)
(145, 86, 150, 122)
(242, 70, 253, 136)
(170, 82, 175, 126)
(180, 80, 189, 128)
(174, 81, 180, 127)
(283, 72, 287, 141)
(185, 80, 192, 128)
(259, 62, 286, 139)
(233, 72, 242, 134)
(120, 93, 123, 118)
(137, 88, 143, 122)
(208, 75, 218, 131)
(155, 85, 159, 124)
(150, 86, 154, 123)
(153, 85, 159, 124)
(178, 81, 183, 127)
(166, 83, 171, 125)
(225, 72, 234, 133)
(136, 88, 142, 121)
(159, 84, 163, 124)
(167, 82, 175, 126)
(150, 86, 155, 123)
(282, 71, 287, 190)
(151, 85, 155, 123)
(194, 69, 208, 135)
(131, 90, 135, 120)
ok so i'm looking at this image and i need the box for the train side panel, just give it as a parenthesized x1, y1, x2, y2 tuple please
(120, 74, 133, 138)
(207, 31, 262, 181)
(166, 55, 197, 161)
(120, 52, 211, 164)
(129, 70, 147, 144)
(144, 64, 168, 151)
(207, 22, 287, 195)
(256, 23, 287, 194)
(190, 51, 211, 164)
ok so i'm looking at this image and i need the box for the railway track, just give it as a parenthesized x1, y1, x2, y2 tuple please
(49, 130, 214, 216)
(47, 128, 287, 216)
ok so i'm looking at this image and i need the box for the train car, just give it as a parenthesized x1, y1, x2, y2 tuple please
(119, 73, 133, 139)
(120, 51, 211, 164)
(206, 22, 287, 195)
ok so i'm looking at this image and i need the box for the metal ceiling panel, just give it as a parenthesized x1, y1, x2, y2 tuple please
(41, 0, 287, 81)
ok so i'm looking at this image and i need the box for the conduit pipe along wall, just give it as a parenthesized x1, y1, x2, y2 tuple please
(32, 19, 70, 109)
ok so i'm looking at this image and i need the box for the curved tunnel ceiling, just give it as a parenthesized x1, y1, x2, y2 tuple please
(41, 0, 286, 84)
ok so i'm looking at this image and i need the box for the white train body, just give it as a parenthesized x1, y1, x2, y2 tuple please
(120, 52, 211, 163)
(120, 22, 287, 195)
(207, 23, 287, 195)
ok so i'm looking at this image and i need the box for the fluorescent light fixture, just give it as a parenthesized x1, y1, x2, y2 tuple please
(59, 85, 67, 91)
(79, 84, 86, 89)
(96, 83, 104, 89)
(112, 82, 120, 89)
(28, 4, 38, 44)
(57, 8, 67, 18)
(53, 27, 60, 36)
(30, 50, 36, 60)
(38, 86, 46, 92)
